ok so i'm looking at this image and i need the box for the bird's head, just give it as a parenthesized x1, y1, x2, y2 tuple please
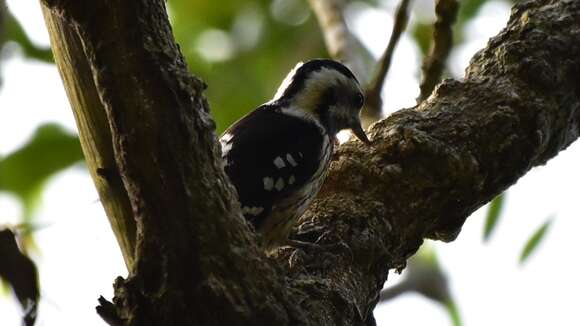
(271, 59, 370, 144)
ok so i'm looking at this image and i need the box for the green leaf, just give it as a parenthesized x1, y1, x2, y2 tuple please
(167, 0, 327, 134)
(0, 123, 84, 218)
(483, 193, 505, 241)
(3, 9, 53, 62)
(408, 246, 462, 326)
(457, 0, 488, 27)
(445, 299, 463, 326)
(519, 218, 553, 264)
(411, 22, 433, 56)
(452, 0, 489, 45)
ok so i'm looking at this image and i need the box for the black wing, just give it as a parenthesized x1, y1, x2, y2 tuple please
(221, 105, 325, 229)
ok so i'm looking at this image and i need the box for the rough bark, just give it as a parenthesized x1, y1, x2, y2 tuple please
(41, 7, 137, 269)
(275, 1, 580, 323)
(40, 0, 579, 325)
(41, 1, 298, 325)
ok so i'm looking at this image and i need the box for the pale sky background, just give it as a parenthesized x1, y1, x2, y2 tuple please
(1, 1, 579, 325)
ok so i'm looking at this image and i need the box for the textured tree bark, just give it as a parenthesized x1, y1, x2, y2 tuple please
(40, 0, 579, 325)
(41, 7, 137, 269)
(275, 1, 580, 323)
(41, 1, 297, 325)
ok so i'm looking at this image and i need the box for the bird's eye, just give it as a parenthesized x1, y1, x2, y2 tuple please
(354, 92, 364, 108)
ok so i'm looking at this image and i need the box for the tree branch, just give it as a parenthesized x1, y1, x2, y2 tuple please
(271, 0, 580, 323)
(41, 0, 298, 324)
(41, 7, 136, 268)
(307, 0, 367, 80)
(365, 0, 413, 124)
(417, 0, 459, 102)
(40, 0, 580, 325)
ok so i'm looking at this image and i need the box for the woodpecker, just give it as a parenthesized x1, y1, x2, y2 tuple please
(220, 59, 370, 250)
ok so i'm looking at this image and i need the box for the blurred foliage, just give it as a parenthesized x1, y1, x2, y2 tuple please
(407, 246, 450, 303)
(1, 0, 5, 41)
(168, 0, 328, 133)
(483, 192, 505, 241)
(410, 0, 520, 67)
(445, 300, 462, 326)
(0, 5, 52, 63)
(0, 124, 83, 219)
(380, 245, 463, 325)
(411, 22, 432, 56)
(520, 218, 553, 264)
(0, 0, 559, 324)
(0, 228, 39, 326)
(456, 0, 489, 29)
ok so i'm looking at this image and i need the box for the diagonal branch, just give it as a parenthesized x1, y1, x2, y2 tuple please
(271, 0, 580, 323)
(40, 0, 580, 325)
(307, 0, 368, 81)
(417, 0, 459, 102)
(364, 0, 413, 124)
(41, 7, 137, 269)
(41, 0, 298, 324)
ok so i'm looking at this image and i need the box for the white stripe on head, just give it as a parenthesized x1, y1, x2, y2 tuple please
(292, 67, 359, 113)
(271, 61, 304, 101)
(305, 67, 354, 91)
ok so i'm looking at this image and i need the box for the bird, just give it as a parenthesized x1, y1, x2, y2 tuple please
(220, 59, 370, 250)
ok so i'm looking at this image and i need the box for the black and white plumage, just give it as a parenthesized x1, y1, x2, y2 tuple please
(220, 59, 370, 249)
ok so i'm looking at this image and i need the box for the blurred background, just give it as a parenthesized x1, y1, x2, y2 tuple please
(1, 0, 579, 325)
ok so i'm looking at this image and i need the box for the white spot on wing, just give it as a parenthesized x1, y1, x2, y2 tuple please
(289, 175, 295, 185)
(336, 130, 352, 144)
(221, 132, 234, 142)
(275, 177, 285, 191)
(242, 206, 264, 216)
(221, 142, 232, 157)
(263, 177, 274, 191)
(286, 153, 297, 166)
(220, 133, 234, 157)
(273, 157, 286, 169)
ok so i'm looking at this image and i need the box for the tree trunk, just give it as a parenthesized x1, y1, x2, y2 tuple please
(40, 0, 580, 325)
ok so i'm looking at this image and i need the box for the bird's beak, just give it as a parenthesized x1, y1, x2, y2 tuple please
(351, 118, 371, 145)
